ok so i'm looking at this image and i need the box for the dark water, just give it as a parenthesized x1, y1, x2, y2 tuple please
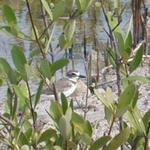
(0, 0, 150, 75)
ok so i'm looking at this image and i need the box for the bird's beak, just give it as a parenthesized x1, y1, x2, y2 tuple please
(79, 75, 86, 78)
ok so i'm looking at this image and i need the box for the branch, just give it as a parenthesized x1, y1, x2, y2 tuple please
(0, 114, 14, 128)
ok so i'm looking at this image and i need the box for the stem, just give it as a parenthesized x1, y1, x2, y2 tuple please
(83, 24, 87, 59)
(26, 81, 36, 129)
(26, 0, 59, 102)
(83, 62, 89, 119)
(144, 122, 150, 150)
(0, 114, 14, 128)
(65, 140, 68, 150)
(39, 0, 59, 102)
(102, 117, 115, 150)
(26, 0, 46, 59)
(131, 136, 142, 150)
(101, 1, 123, 149)
(108, 117, 115, 135)
(52, 83, 59, 102)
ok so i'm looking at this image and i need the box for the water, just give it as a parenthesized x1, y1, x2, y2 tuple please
(0, 0, 150, 75)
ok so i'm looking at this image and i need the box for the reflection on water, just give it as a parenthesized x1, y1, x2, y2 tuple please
(0, 0, 150, 74)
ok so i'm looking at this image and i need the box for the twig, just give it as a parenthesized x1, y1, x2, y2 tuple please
(101, 1, 123, 149)
(103, 27, 111, 39)
(0, 114, 14, 128)
(26, 81, 36, 129)
(83, 63, 89, 119)
(38, 22, 53, 40)
(144, 121, 150, 150)
(108, 117, 115, 135)
(83, 24, 87, 59)
(26, 0, 46, 59)
(96, 79, 116, 87)
(131, 136, 142, 150)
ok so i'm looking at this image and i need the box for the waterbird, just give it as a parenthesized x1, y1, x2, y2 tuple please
(42, 70, 86, 99)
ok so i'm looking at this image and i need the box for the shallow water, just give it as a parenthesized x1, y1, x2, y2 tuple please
(0, 0, 150, 82)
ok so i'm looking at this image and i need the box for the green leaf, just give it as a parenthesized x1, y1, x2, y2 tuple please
(34, 80, 44, 109)
(40, 59, 52, 80)
(106, 87, 114, 104)
(115, 30, 131, 63)
(95, 2, 101, 7)
(125, 16, 132, 49)
(7, 69, 21, 84)
(17, 31, 32, 40)
(116, 84, 137, 118)
(94, 89, 113, 111)
(59, 34, 66, 49)
(104, 127, 130, 150)
(123, 76, 150, 84)
(129, 44, 144, 73)
(44, 25, 55, 53)
(67, 141, 77, 149)
(6, 88, 13, 115)
(65, 20, 76, 41)
(76, 0, 92, 12)
(41, 0, 53, 20)
(0, 78, 4, 86)
(31, 25, 40, 40)
(14, 127, 29, 146)
(127, 107, 146, 136)
(11, 45, 27, 72)
(19, 132, 29, 146)
(114, 0, 121, 14)
(142, 111, 150, 132)
(124, 31, 132, 62)
(11, 45, 28, 81)
(80, 133, 91, 145)
(50, 101, 63, 122)
(25, 127, 32, 140)
(125, 30, 132, 51)
(29, 49, 41, 58)
(24, 64, 32, 81)
(59, 34, 74, 49)
(105, 106, 114, 126)
(107, 11, 121, 33)
(53, 0, 66, 20)
(90, 136, 111, 150)
(14, 85, 29, 111)
(83, 120, 93, 136)
(72, 112, 92, 136)
(61, 93, 68, 114)
(131, 87, 139, 108)
(38, 128, 57, 144)
(0, 58, 21, 84)
(23, 120, 32, 130)
(65, 107, 72, 122)
(59, 115, 72, 139)
(0, 26, 17, 36)
(114, 32, 124, 57)
(118, 84, 136, 107)
(12, 96, 17, 120)
(3, 5, 17, 26)
(107, 48, 126, 75)
(0, 58, 12, 75)
(72, 112, 85, 134)
(20, 83, 29, 99)
(51, 58, 69, 76)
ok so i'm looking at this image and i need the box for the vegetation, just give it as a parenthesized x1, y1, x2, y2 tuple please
(0, 0, 149, 150)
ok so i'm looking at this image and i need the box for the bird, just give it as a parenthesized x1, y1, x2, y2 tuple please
(42, 70, 86, 99)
